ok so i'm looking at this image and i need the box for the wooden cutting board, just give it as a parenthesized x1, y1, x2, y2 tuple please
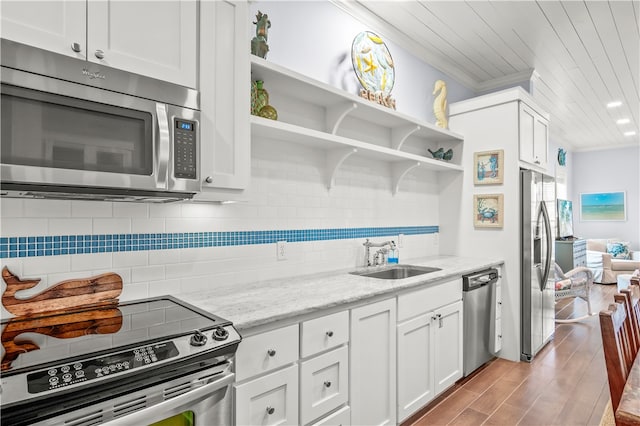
(2, 267, 123, 316)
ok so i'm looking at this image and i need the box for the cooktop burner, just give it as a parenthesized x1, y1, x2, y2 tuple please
(1, 295, 241, 409)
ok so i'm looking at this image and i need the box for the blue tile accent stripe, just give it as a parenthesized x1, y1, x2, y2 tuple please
(0, 226, 438, 259)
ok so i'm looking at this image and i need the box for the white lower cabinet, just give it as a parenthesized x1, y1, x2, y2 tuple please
(235, 364, 299, 426)
(396, 279, 463, 422)
(433, 300, 463, 395)
(350, 298, 396, 426)
(300, 346, 349, 425)
(397, 313, 435, 421)
(234, 275, 471, 425)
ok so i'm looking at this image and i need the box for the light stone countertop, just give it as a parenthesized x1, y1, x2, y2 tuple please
(178, 255, 503, 332)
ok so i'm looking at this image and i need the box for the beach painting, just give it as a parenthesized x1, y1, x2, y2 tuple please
(580, 191, 626, 221)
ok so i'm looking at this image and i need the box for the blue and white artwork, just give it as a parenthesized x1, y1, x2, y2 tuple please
(474, 150, 504, 185)
(580, 192, 626, 221)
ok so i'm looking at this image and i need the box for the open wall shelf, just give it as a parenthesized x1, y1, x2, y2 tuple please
(250, 56, 464, 193)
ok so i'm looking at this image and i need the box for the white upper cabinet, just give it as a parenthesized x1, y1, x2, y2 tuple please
(195, 0, 250, 200)
(1, 1, 85, 59)
(1, 0, 197, 88)
(519, 102, 549, 170)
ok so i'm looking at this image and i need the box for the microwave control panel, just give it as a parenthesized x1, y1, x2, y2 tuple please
(174, 119, 197, 179)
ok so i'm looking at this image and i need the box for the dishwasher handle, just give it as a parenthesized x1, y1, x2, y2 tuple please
(463, 268, 499, 291)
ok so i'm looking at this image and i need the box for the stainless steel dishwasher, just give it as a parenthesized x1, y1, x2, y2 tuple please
(462, 268, 500, 377)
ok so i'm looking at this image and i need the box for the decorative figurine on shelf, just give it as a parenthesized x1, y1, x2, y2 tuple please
(251, 80, 278, 120)
(351, 31, 397, 109)
(251, 11, 271, 59)
(443, 148, 453, 161)
(427, 148, 445, 159)
(433, 79, 449, 129)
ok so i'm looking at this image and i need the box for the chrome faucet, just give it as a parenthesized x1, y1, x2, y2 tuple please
(363, 239, 396, 266)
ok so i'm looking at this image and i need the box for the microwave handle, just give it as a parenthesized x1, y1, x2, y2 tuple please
(156, 103, 170, 189)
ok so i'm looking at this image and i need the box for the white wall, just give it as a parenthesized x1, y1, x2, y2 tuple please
(571, 146, 640, 249)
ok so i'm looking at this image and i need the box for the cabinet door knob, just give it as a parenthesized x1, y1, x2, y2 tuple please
(266, 406, 275, 415)
(205, 176, 213, 184)
(95, 49, 105, 60)
(267, 349, 276, 357)
(71, 42, 82, 53)
(326, 331, 334, 337)
(324, 380, 332, 388)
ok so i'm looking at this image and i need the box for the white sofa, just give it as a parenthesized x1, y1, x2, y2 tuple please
(585, 238, 640, 284)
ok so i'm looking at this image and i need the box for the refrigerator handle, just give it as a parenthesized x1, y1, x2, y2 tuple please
(540, 201, 552, 290)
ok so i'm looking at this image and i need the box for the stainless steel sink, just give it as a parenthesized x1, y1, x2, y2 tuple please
(350, 265, 442, 280)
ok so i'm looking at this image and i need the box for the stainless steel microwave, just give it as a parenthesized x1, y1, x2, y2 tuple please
(0, 39, 200, 202)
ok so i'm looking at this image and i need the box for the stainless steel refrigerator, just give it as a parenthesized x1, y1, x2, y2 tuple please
(521, 169, 556, 362)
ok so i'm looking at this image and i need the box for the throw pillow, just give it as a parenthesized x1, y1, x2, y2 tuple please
(607, 241, 631, 260)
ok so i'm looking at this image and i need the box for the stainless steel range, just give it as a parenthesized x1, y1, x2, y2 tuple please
(0, 296, 241, 426)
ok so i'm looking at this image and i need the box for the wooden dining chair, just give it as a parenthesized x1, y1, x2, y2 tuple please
(600, 302, 635, 412)
(615, 290, 640, 359)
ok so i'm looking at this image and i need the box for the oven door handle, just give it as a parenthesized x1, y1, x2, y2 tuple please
(101, 371, 235, 426)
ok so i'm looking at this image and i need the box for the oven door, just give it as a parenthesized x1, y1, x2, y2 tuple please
(1, 67, 167, 193)
(30, 361, 234, 426)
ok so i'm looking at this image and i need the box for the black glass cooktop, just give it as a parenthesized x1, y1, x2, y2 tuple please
(1, 295, 228, 374)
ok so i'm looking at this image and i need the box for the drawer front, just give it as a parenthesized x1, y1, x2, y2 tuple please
(236, 324, 299, 382)
(235, 364, 298, 426)
(398, 278, 462, 322)
(311, 406, 351, 426)
(301, 310, 349, 358)
(300, 345, 349, 425)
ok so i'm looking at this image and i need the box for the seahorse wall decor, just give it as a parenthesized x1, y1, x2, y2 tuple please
(1, 267, 122, 316)
(433, 79, 448, 129)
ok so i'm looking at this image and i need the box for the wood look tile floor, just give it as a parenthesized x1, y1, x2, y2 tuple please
(408, 283, 618, 426)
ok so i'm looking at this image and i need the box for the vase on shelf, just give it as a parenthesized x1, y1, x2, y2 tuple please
(251, 80, 278, 120)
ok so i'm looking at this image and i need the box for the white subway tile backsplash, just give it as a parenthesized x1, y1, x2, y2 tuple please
(2, 218, 48, 236)
(113, 203, 149, 218)
(24, 200, 71, 217)
(148, 279, 181, 297)
(131, 218, 165, 234)
(49, 219, 93, 235)
(70, 253, 112, 271)
(113, 251, 148, 268)
(93, 218, 131, 235)
(131, 265, 165, 283)
(180, 203, 219, 218)
(1, 198, 23, 218)
(71, 201, 113, 218)
(148, 249, 181, 265)
(21, 255, 71, 276)
(149, 203, 182, 218)
(165, 218, 217, 233)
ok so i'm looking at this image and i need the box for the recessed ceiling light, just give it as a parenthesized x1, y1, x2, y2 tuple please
(617, 118, 631, 125)
(607, 101, 623, 108)
(624, 131, 637, 136)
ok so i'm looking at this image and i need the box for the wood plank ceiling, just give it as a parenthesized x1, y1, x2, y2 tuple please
(334, 0, 639, 152)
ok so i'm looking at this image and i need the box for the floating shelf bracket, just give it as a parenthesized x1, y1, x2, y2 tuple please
(391, 124, 421, 151)
(326, 147, 357, 190)
(391, 161, 421, 195)
(326, 102, 358, 135)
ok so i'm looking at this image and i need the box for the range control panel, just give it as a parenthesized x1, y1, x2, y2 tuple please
(26, 342, 178, 394)
(174, 119, 197, 179)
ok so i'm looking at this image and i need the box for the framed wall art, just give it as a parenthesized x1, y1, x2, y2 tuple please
(474, 149, 504, 185)
(473, 193, 504, 228)
(580, 191, 626, 221)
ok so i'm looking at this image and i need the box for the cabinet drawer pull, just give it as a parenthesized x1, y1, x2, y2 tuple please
(324, 380, 332, 388)
(326, 331, 334, 337)
(267, 349, 276, 357)
(266, 406, 275, 415)
(95, 49, 105, 60)
(71, 42, 82, 53)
